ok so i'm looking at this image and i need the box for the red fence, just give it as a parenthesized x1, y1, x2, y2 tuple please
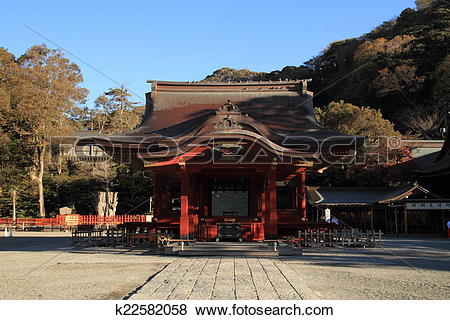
(0, 215, 147, 228)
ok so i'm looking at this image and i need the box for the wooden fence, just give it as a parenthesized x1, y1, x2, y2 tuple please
(291, 229, 383, 247)
(0, 215, 148, 230)
(71, 228, 128, 246)
(71, 228, 175, 248)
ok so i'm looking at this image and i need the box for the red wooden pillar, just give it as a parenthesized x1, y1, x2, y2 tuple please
(180, 168, 190, 239)
(265, 167, 278, 236)
(153, 172, 162, 217)
(296, 169, 307, 221)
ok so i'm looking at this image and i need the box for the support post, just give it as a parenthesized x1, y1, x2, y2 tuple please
(265, 166, 278, 237)
(153, 172, 162, 217)
(370, 207, 374, 231)
(395, 208, 398, 235)
(403, 205, 408, 235)
(12, 190, 17, 225)
(180, 168, 190, 239)
(296, 169, 307, 221)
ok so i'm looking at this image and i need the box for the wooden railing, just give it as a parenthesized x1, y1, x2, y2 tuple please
(0, 215, 148, 229)
(289, 229, 383, 247)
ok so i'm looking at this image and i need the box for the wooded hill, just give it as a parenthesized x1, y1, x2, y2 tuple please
(204, 0, 450, 139)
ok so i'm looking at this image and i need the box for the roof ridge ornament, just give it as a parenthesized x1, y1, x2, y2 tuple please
(214, 101, 243, 131)
(217, 100, 241, 115)
(214, 115, 243, 131)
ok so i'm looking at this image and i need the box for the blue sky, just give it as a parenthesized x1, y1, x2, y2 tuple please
(1, 0, 416, 106)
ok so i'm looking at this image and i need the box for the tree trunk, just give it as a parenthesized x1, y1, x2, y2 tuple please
(31, 144, 46, 217)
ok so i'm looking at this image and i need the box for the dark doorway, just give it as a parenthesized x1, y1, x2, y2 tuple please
(210, 178, 249, 216)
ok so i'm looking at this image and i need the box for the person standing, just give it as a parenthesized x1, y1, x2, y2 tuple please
(447, 220, 450, 239)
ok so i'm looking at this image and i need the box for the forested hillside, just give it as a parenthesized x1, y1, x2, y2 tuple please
(204, 0, 450, 138)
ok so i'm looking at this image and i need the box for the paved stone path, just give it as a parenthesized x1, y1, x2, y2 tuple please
(128, 257, 316, 300)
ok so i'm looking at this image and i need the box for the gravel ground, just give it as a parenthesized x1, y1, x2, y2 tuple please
(282, 237, 450, 299)
(1, 233, 449, 300)
(0, 232, 174, 299)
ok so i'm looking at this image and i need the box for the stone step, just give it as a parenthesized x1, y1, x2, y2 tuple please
(184, 245, 273, 251)
(176, 241, 279, 256)
(178, 250, 279, 256)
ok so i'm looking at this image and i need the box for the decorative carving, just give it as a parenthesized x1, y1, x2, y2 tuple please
(217, 100, 241, 115)
(214, 115, 242, 130)
(214, 101, 243, 131)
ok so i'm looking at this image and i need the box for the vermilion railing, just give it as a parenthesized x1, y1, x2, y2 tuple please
(0, 215, 147, 228)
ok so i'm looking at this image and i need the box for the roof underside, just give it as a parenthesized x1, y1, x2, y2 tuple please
(307, 184, 438, 206)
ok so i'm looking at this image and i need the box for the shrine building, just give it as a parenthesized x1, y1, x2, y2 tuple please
(86, 80, 361, 241)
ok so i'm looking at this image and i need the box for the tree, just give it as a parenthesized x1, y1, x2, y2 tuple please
(104, 84, 140, 133)
(353, 35, 416, 64)
(203, 68, 265, 82)
(90, 94, 110, 133)
(433, 54, 450, 114)
(315, 100, 399, 138)
(6, 44, 87, 217)
(373, 64, 426, 101)
(416, 0, 435, 10)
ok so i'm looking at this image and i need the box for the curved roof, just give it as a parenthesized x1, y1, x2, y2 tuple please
(130, 80, 320, 135)
(416, 122, 450, 176)
(80, 81, 361, 169)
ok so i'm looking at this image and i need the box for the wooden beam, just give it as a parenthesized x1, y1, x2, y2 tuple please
(144, 146, 209, 167)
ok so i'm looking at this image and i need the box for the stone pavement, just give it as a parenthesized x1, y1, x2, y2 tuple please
(128, 257, 316, 300)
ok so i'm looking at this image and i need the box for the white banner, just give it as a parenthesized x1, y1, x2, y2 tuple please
(0, 300, 446, 320)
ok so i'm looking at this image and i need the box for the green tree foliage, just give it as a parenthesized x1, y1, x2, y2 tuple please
(416, 0, 436, 10)
(0, 44, 87, 217)
(104, 85, 140, 133)
(84, 86, 143, 134)
(203, 67, 265, 82)
(110, 166, 153, 215)
(310, 101, 411, 187)
(315, 101, 399, 138)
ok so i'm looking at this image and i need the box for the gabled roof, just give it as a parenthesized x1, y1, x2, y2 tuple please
(307, 184, 441, 206)
(416, 131, 450, 176)
(133, 80, 321, 134)
(79, 80, 362, 169)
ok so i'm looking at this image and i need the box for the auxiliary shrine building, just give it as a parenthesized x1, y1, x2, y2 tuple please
(88, 80, 359, 241)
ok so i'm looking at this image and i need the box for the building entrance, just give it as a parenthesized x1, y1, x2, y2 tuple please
(210, 178, 249, 217)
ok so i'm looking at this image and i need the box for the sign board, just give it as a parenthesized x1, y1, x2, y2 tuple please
(59, 207, 72, 215)
(406, 202, 450, 210)
(64, 214, 79, 226)
(324, 208, 331, 222)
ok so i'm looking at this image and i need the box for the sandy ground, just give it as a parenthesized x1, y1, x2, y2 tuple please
(0, 232, 449, 300)
(283, 237, 450, 299)
(0, 232, 174, 299)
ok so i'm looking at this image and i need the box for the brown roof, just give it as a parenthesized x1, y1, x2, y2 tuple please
(416, 127, 450, 176)
(80, 80, 362, 169)
(132, 80, 319, 134)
